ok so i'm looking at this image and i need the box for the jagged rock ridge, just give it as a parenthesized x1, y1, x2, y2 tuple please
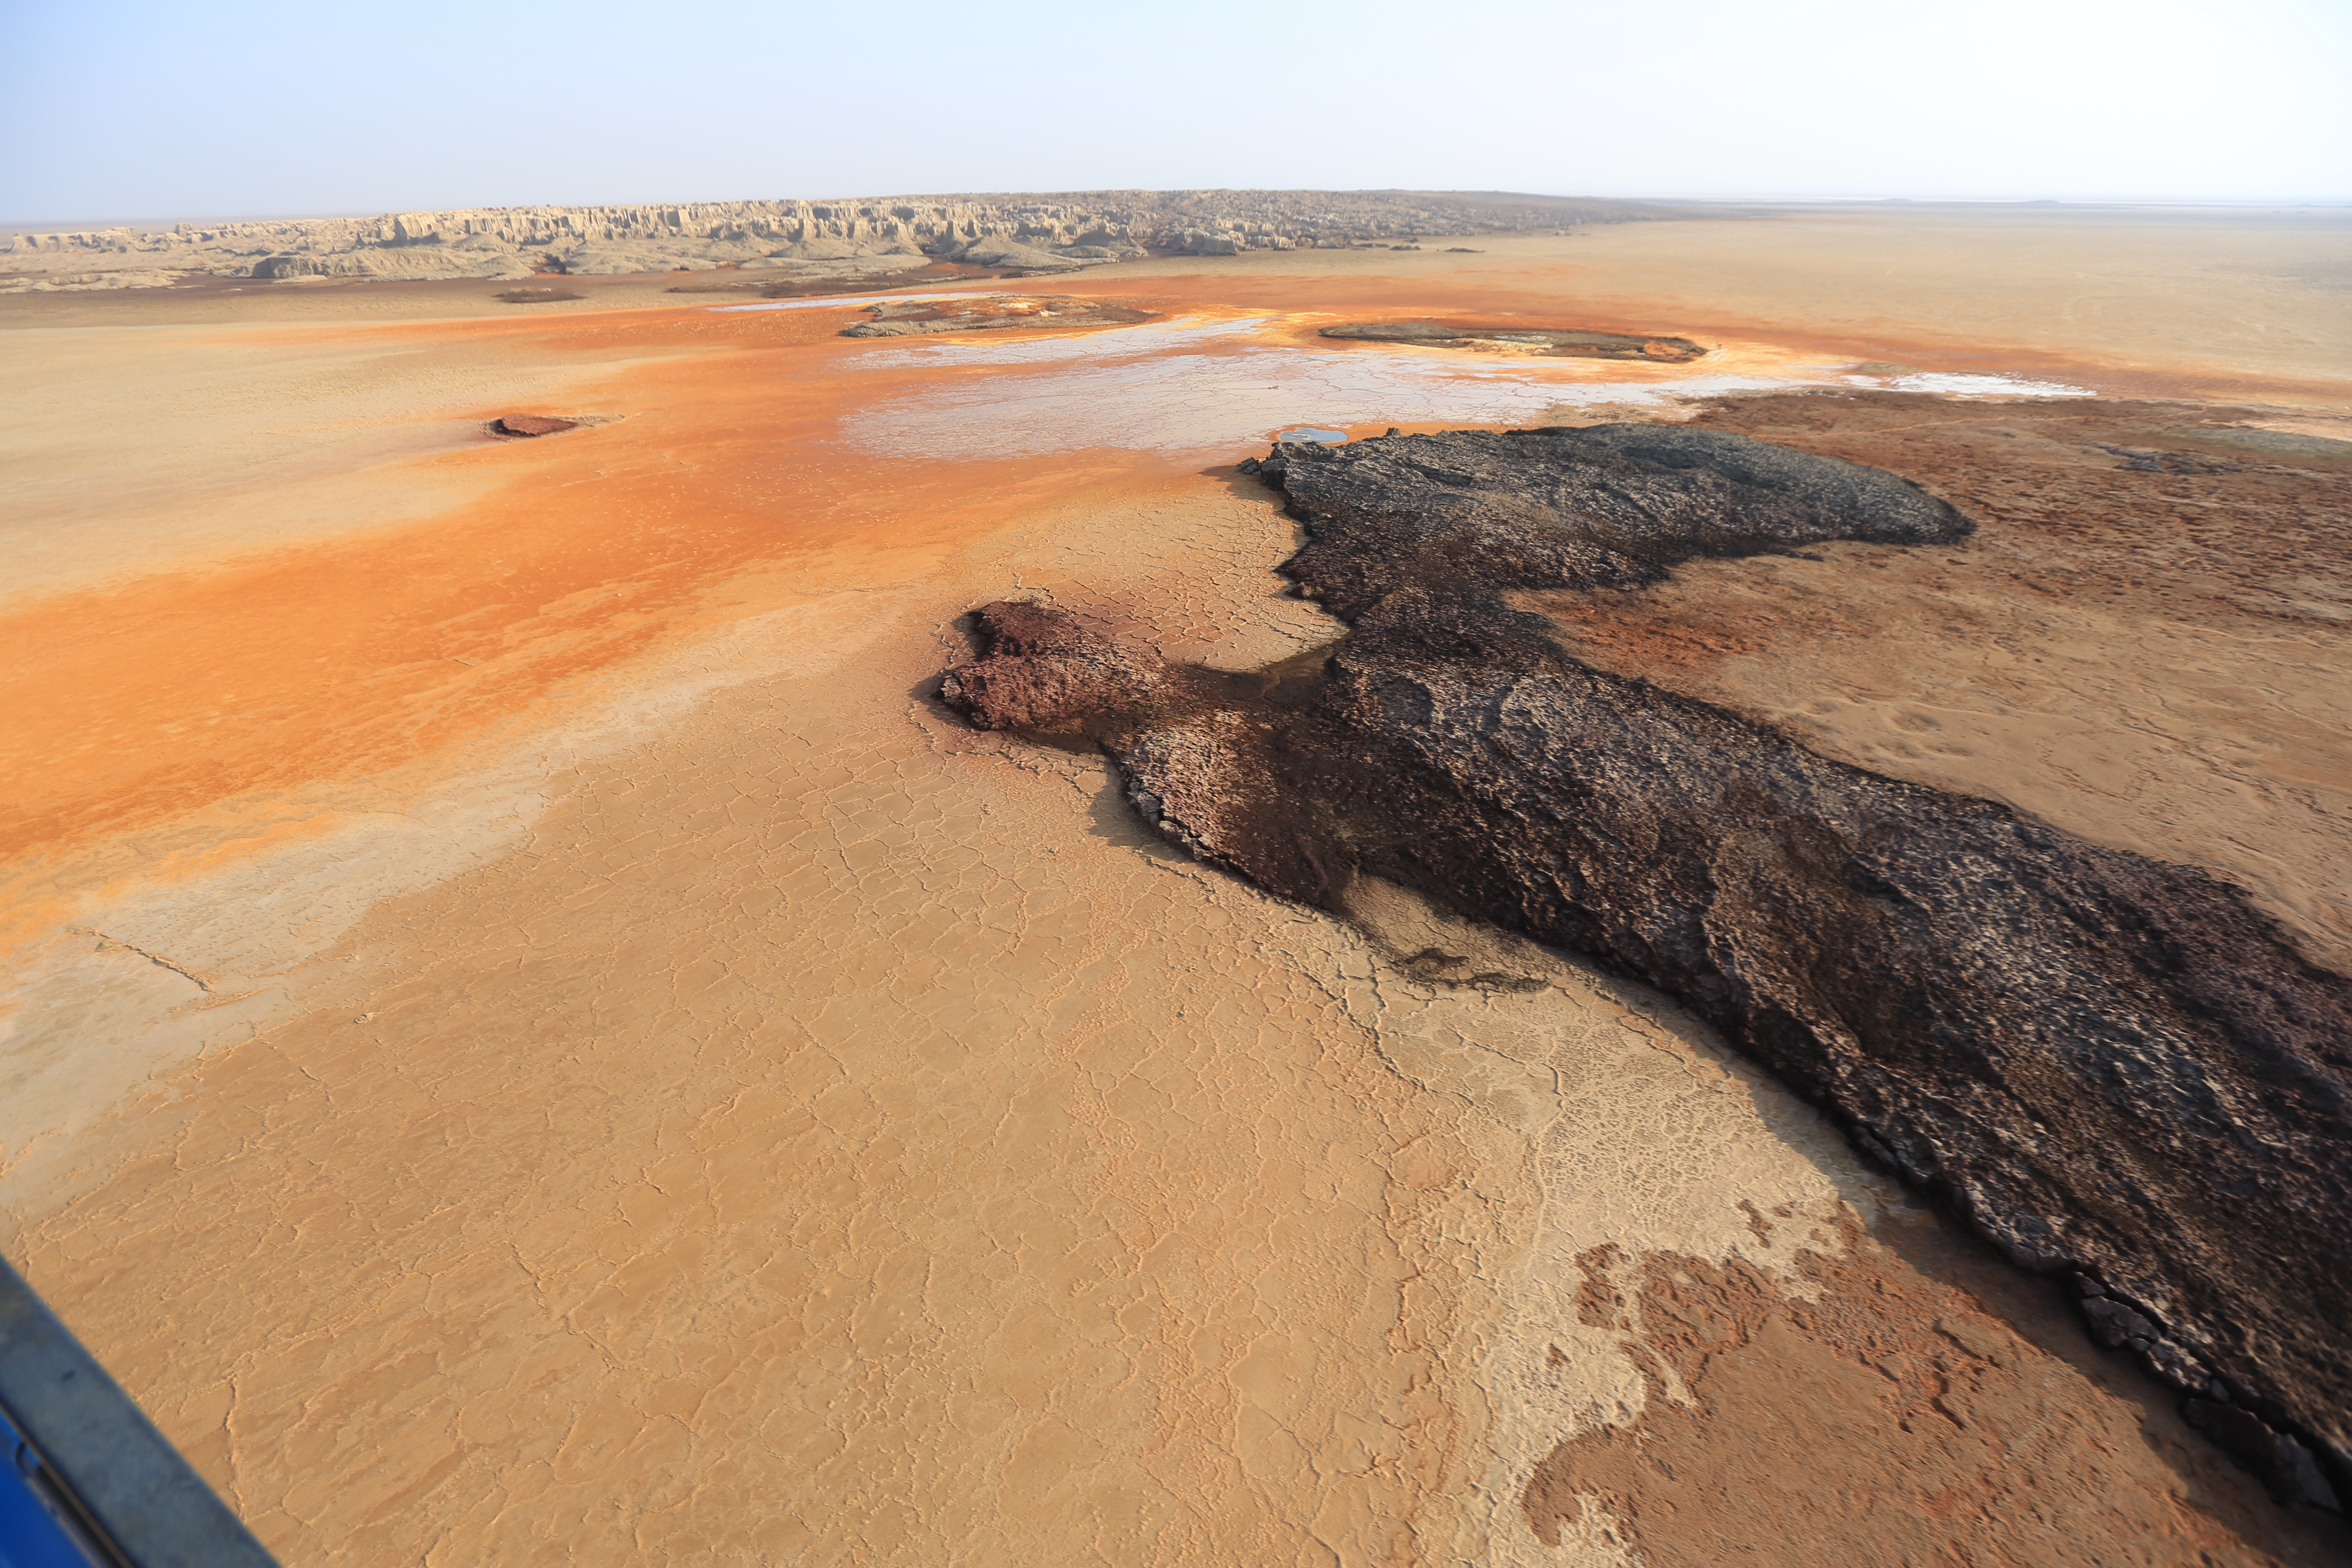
(937, 426, 2352, 1513)
(1, 189, 1671, 291)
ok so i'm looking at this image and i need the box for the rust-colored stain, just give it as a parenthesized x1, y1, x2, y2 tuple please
(0, 283, 1813, 884)
(0, 305, 1161, 872)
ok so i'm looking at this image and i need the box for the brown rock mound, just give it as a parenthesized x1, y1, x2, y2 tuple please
(938, 601, 1164, 731)
(488, 414, 577, 438)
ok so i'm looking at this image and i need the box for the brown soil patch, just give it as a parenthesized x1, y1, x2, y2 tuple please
(1524, 1219, 2348, 1565)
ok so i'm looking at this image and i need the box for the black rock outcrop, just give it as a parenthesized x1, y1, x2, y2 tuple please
(939, 426, 2352, 1510)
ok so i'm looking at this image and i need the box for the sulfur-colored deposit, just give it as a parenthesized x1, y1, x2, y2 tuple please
(2, 194, 2349, 1566)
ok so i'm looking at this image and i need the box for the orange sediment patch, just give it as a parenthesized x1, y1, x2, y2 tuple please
(0, 306, 1176, 886)
(0, 289, 1822, 907)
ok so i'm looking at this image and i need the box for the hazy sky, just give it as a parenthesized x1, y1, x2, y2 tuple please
(4, 0, 2347, 221)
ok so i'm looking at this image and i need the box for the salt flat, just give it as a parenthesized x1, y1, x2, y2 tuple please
(1, 209, 2345, 1564)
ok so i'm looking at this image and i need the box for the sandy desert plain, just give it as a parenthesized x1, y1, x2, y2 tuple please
(2, 196, 2351, 1565)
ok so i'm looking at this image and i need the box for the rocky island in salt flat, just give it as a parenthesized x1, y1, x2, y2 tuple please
(942, 420, 2352, 1510)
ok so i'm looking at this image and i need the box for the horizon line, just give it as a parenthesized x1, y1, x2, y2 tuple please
(8, 189, 2350, 234)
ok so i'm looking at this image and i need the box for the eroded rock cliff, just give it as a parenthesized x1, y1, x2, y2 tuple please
(2, 189, 1670, 291)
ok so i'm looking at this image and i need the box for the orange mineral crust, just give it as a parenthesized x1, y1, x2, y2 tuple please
(3, 214, 2348, 1566)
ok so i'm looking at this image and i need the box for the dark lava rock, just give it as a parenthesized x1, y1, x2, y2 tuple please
(2188, 1399, 2345, 1510)
(940, 425, 2352, 1507)
(490, 414, 577, 438)
(1320, 321, 1706, 362)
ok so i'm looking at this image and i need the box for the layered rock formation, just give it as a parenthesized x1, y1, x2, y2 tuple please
(938, 425, 2352, 1512)
(838, 295, 1154, 338)
(1320, 321, 1707, 361)
(1, 189, 1671, 290)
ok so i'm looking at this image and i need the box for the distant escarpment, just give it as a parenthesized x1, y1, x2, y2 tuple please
(1320, 321, 1706, 361)
(1, 189, 1673, 292)
(938, 426, 2352, 1511)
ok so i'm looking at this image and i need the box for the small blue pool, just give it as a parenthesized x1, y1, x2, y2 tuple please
(1276, 427, 1348, 444)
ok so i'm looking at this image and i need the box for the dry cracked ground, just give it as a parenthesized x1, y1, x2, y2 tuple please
(1, 205, 2348, 1564)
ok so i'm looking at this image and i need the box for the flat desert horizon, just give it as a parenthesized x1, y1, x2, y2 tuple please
(3, 196, 2350, 1564)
